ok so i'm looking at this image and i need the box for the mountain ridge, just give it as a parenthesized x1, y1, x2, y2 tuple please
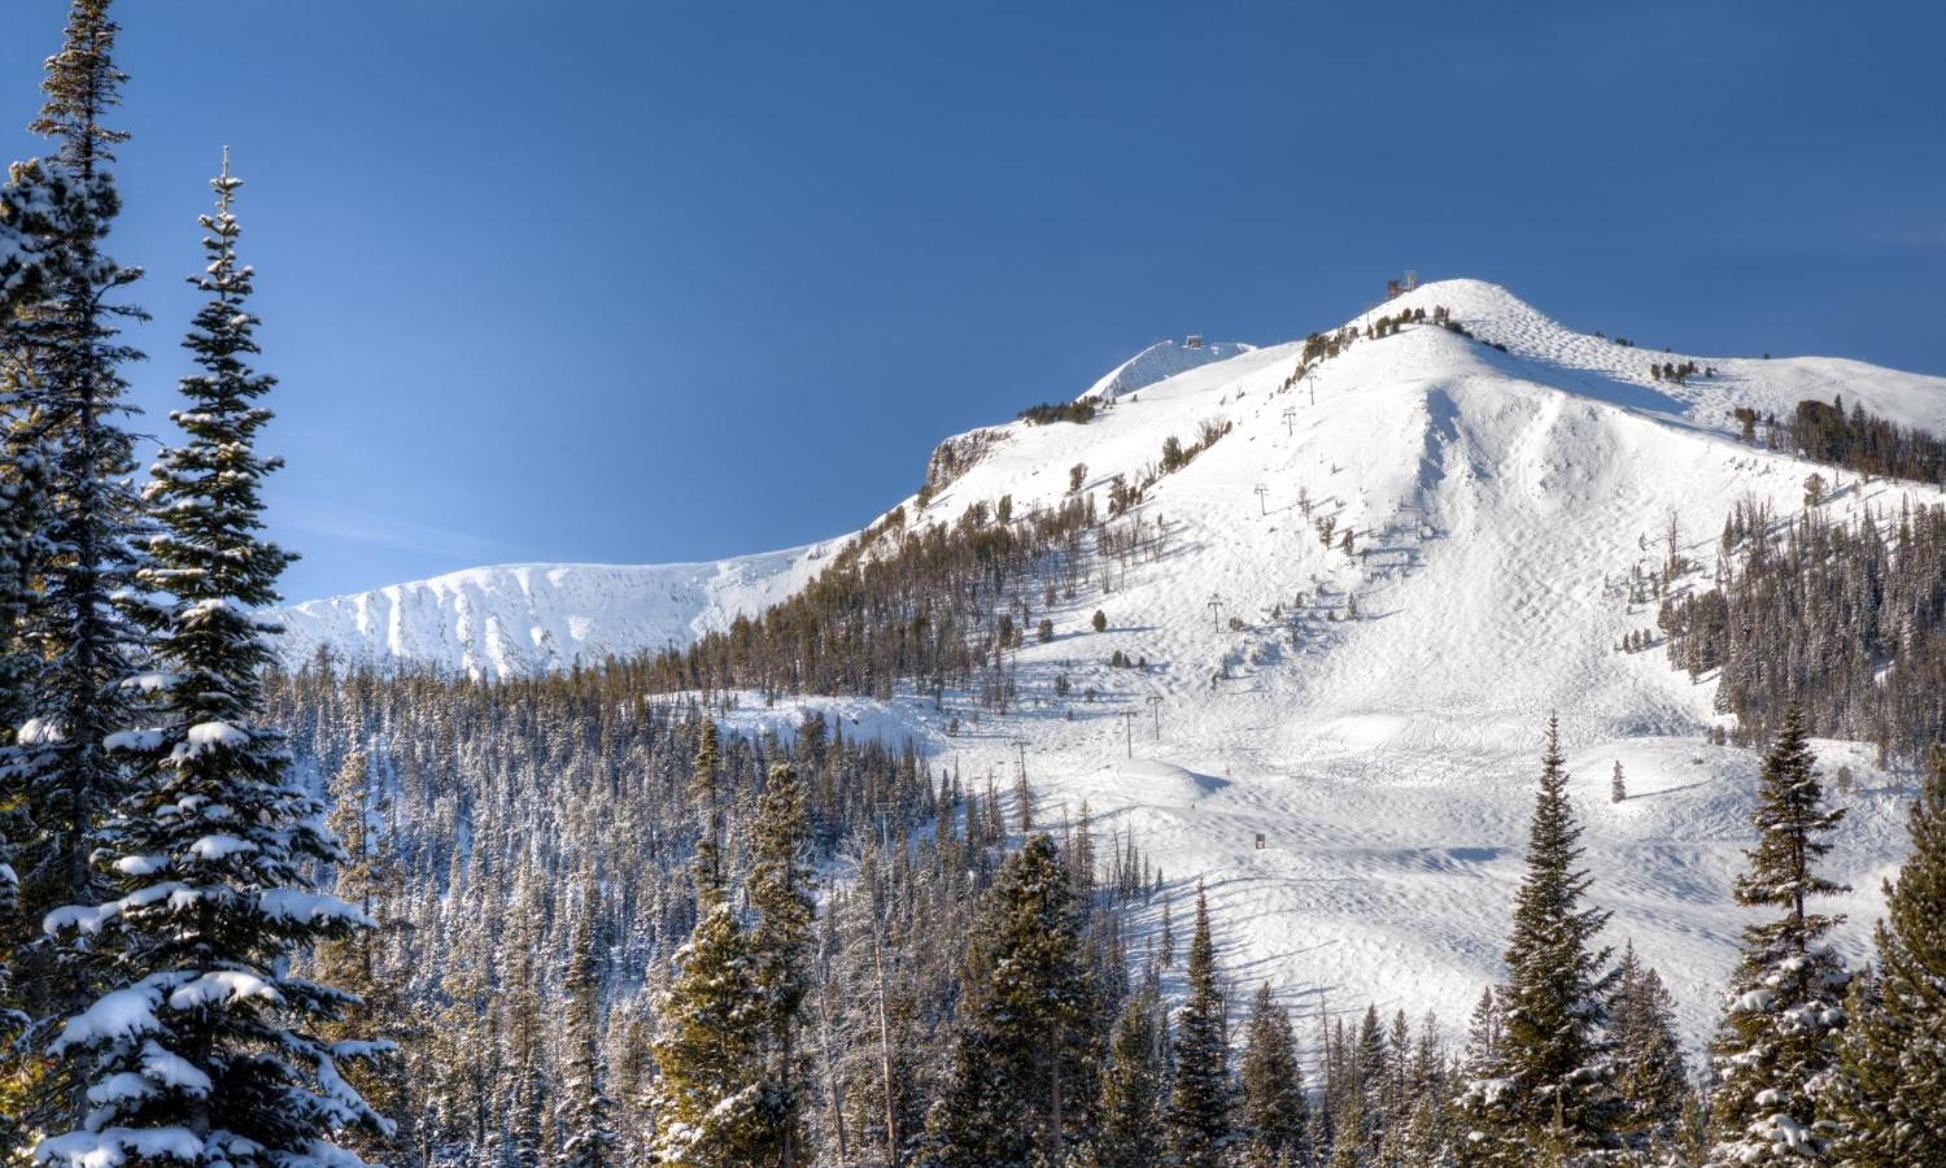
(273, 276, 1946, 685)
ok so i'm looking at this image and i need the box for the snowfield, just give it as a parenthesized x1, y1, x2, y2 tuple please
(1082, 336, 1257, 401)
(276, 279, 1946, 1049)
(273, 544, 838, 680)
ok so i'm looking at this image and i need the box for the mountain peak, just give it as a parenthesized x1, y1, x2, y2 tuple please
(1351, 276, 1946, 436)
(1081, 336, 1255, 402)
(274, 278, 1946, 683)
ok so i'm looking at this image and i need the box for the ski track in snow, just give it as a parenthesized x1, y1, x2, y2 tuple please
(277, 279, 1946, 1051)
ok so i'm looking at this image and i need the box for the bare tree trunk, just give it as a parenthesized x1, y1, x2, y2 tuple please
(871, 905, 901, 1166)
(817, 969, 848, 1167)
(1047, 1019, 1065, 1166)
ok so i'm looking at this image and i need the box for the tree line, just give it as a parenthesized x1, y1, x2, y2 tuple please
(1728, 398, 1946, 487)
(269, 661, 1946, 1168)
(1657, 497, 1943, 764)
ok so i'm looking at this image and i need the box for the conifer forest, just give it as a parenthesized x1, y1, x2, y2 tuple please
(1, 5, 1943, 1168)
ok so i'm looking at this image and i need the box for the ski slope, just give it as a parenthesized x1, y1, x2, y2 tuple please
(276, 279, 1946, 1048)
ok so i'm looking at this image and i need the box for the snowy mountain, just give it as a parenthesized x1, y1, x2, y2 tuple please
(273, 278, 1946, 1045)
(1081, 335, 1256, 401)
(273, 544, 838, 680)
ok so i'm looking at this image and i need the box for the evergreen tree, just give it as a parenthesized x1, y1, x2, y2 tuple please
(1829, 746, 1946, 1167)
(1168, 883, 1231, 1168)
(0, 451, 48, 1086)
(1160, 897, 1175, 968)
(926, 833, 1095, 1168)
(1093, 981, 1166, 1168)
(315, 748, 414, 1161)
(606, 1004, 654, 1168)
(748, 763, 816, 1167)
(1393, 1028, 1458, 1168)
(1237, 982, 1307, 1168)
(1464, 717, 1618, 1163)
(556, 882, 617, 1168)
(1675, 1088, 1713, 1167)
(1383, 1010, 1413, 1147)
(1611, 941, 1688, 1149)
(497, 869, 549, 1168)
(0, 454, 48, 755)
(3, 0, 152, 1062)
(0, 168, 50, 311)
(648, 894, 769, 1167)
(1354, 1004, 1387, 1154)
(1462, 985, 1501, 1080)
(1706, 706, 1850, 1166)
(1327, 1085, 1366, 1168)
(692, 717, 724, 905)
(426, 857, 499, 1160)
(1612, 761, 1627, 804)
(37, 153, 390, 1168)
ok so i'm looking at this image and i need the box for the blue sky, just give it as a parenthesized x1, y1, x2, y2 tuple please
(5, 1, 1942, 601)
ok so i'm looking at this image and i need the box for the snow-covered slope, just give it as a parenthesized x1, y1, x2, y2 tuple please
(1365, 278, 1946, 436)
(273, 543, 838, 679)
(1082, 336, 1255, 401)
(277, 278, 1946, 1047)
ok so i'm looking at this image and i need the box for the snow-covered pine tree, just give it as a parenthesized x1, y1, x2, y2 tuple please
(926, 833, 1095, 1168)
(1612, 760, 1627, 803)
(1326, 1083, 1366, 1168)
(0, 162, 51, 310)
(555, 881, 617, 1168)
(748, 762, 816, 1168)
(37, 152, 390, 1168)
(1674, 1087, 1712, 1167)
(0, 441, 48, 748)
(1610, 940, 1689, 1150)
(426, 853, 498, 1159)
(1462, 984, 1501, 1080)
(1168, 882, 1231, 1168)
(1463, 716, 1619, 1165)
(1383, 1009, 1414, 1146)
(1091, 980, 1166, 1168)
(604, 1003, 654, 1167)
(1393, 1025, 1459, 1168)
(0, 452, 48, 1063)
(1705, 705, 1850, 1166)
(1829, 746, 1946, 1167)
(1353, 1004, 1387, 1156)
(497, 868, 549, 1168)
(1237, 982, 1308, 1168)
(659, 706, 726, 1152)
(3, 0, 152, 1050)
(313, 748, 415, 1161)
(692, 717, 724, 905)
(648, 884, 769, 1168)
